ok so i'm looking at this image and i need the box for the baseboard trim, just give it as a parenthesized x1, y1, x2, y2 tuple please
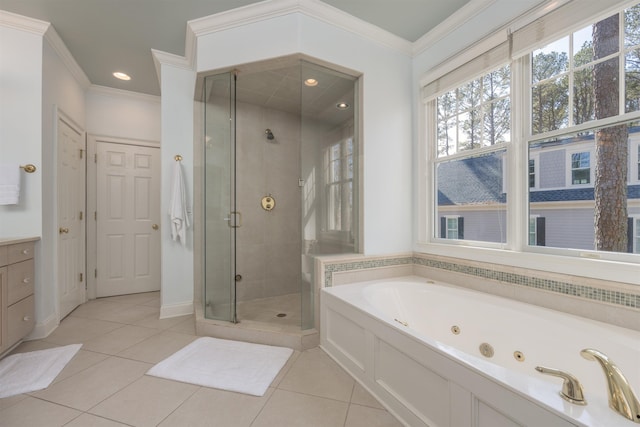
(160, 301, 194, 319)
(26, 312, 59, 340)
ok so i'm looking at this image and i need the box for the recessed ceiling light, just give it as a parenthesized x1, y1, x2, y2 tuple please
(336, 102, 350, 110)
(304, 78, 318, 87)
(113, 72, 131, 81)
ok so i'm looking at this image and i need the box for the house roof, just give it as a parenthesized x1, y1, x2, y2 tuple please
(437, 149, 640, 206)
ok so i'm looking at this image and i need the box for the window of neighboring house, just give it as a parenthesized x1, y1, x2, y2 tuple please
(570, 151, 591, 185)
(529, 215, 546, 246)
(528, 158, 536, 188)
(441, 216, 464, 239)
(633, 217, 640, 253)
(637, 141, 640, 180)
(324, 138, 353, 233)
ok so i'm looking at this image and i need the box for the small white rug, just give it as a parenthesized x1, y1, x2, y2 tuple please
(0, 344, 82, 398)
(146, 337, 293, 396)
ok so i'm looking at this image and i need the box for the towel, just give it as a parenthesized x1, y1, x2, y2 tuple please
(170, 161, 190, 245)
(0, 164, 20, 205)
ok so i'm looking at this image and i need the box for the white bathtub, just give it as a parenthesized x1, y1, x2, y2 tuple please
(320, 276, 640, 427)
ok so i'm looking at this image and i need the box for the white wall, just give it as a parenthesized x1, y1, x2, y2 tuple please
(86, 86, 160, 141)
(158, 62, 196, 317)
(0, 25, 43, 237)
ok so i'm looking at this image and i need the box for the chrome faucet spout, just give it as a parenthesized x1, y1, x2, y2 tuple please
(580, 348, 640, 423)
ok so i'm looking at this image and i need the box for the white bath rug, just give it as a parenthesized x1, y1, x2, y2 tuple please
(146, 337, 293, 396)
(0, 344, 82, 398)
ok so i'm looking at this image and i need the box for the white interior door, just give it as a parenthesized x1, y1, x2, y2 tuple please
(58, 117, 86, 318)
(96, 142, 160, 297)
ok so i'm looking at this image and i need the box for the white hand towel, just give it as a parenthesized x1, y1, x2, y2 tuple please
(170, 161, 190, 246)
(0, 164, 20, 205)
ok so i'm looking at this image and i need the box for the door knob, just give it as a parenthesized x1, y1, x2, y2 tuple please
(59, 227, 69, 234)
(152, 224, 159, 230)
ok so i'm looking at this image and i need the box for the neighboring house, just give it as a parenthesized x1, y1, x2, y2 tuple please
(437, 130, 640, 253)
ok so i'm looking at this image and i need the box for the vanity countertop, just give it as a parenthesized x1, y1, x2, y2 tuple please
(0, 237, 40, 246)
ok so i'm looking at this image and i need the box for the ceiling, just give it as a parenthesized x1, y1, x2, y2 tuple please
(0, 0, 470, 96)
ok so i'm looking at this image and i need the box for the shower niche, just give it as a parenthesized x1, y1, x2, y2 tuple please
(196, 56, 359, 346)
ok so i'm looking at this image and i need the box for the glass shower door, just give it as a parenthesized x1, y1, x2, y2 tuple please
(204, 71, 237, 322)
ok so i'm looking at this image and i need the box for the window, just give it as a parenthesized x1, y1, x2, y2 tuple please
(441, 216, 464, 239)
(571, 151, 591, 184)
(529, 216, 546, 246)
(632, 217, 640, 253)
(528, 158, 536, 188)
(324, 138, 353, 232)
(437, 65, 510, 157)
(424, 1, 640, 260)
(433, 65, 510, 245)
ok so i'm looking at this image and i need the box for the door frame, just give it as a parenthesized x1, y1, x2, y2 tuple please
(86, 135, 160, 299)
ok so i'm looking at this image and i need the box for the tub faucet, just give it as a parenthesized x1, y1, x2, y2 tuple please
(580, 348, 640, 424)
(535, 366, 586, 405)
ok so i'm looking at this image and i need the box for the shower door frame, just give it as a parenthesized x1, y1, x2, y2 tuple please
(202, 70, 239, 323)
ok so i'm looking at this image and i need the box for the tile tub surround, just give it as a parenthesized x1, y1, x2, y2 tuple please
(316, 252, 640, 331)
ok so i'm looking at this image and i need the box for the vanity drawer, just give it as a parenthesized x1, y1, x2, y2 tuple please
(7, 295, 35, 346)
(8, 259, 35, 306)
(8, 242, 34, 264)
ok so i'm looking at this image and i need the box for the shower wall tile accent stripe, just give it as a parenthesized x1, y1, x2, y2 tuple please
(322, 254, 640, 310)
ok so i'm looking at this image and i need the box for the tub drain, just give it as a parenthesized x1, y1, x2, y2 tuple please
(276, 313, 287, 318)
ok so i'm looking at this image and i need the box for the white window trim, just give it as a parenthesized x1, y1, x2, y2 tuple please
(416, 1, 640, 286)
(632, 215, 640, 253)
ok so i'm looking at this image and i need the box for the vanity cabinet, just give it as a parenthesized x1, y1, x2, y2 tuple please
(0, 239, 36, 356)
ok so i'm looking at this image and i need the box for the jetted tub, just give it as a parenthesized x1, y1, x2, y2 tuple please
(320, 276, 640, 427)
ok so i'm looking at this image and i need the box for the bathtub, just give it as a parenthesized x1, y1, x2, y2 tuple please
(320, 276, 640, 427)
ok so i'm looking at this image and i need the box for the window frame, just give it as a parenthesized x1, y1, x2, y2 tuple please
(417, 0, 640, 285)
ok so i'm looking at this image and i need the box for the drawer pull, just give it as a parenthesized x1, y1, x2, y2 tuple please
(22, 277, 31, 284)
(23, 316, 30, 322)
(21, 249, 30, 255)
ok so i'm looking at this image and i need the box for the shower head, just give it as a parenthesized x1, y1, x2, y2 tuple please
(265, 129, 274, 140)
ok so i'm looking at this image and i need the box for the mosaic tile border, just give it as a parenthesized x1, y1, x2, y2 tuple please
(322, 255, 640, 310)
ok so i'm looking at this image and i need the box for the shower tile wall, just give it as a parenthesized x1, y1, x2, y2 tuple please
(235, 101, 302, 302)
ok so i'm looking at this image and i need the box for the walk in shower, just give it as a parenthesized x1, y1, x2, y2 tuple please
(199, 56, 359, 336)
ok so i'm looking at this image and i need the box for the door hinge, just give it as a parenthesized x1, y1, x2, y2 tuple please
(79, 272, 83, 282)
(94, 153, 97, 163)
(79, 148, 84, 159)
(94, 269, 97, 278)
(79, 211, 83, 220)
(94, 211, 97, 221)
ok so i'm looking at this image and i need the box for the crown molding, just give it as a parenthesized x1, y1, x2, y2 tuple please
(151, 48, 194, 87)
(87, 84, 161, 104)
(44, 26, 91, 89)
(188, 0, 413, 56)
(0, 9, 49, 35)
(412, 0, 497, 56)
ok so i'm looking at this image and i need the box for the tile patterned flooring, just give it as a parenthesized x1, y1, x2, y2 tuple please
(0, 292, 403, 427)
